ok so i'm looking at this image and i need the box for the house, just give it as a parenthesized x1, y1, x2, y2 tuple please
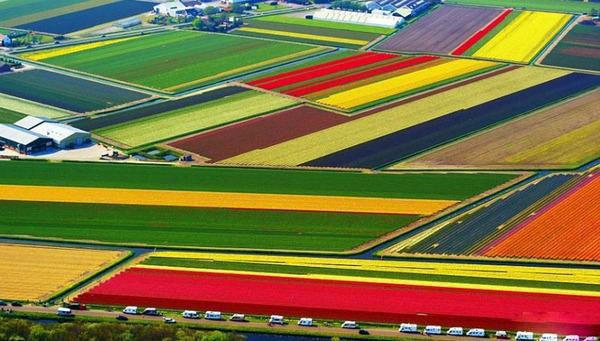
(153, 1, 188, 16)
(14, 116, 92, 149)
(0, 34, 11, 47)
(0, 124, 53, 154)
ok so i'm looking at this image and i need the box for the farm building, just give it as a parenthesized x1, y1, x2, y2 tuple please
(313, 9, 405, 28)
(114, 17, 142, 29)
(154, 1, 187, 17)
(366, 0, 432, 17)
(14, 116, 92, 149)
(0, 124, 53, 154)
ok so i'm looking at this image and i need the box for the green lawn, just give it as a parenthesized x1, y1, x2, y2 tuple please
(255, 14, 396, 35)
(95, 91, 296, 148)
(35, 31, 326, 92)
(253, 2, 289, 13)
(142, 256, 600, 292)
(0, 107, 26, 123)
(0, 160, 518, 200)
(444, 0, 597, 13)
(0, 201, 418, 251)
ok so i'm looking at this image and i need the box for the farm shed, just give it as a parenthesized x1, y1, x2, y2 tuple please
(0, 124, 53, 154)
(30, 122, 91, 149)
(313, 9, 404, 28)
(14, 115, 49, 130)
(368, 0, 432, 17)
(114, 17, 142, 29)
(154, 1, 187, 17)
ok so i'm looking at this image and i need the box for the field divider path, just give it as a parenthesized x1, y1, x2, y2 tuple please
(0, 185, 457, 215)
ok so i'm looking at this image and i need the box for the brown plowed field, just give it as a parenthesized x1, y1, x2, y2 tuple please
(396, 90, 600, 169)
(168, 106, 349, 161)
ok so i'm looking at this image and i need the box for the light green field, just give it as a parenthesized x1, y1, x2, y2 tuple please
(253, 2, 289, 12)
(0, 93, 71, 119)
(444, 0, 596, 13)
(0, 0, 117, 27)
(255, 14, 396, 35)
(0, 107, 25, 123)
(222, 67, 570, 166)
(29, 31, 327, 92)
(96, 91, 297, 148)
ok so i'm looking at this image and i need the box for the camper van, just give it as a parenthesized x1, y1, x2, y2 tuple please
(56, 307, 73, 317)
(399, 323, 418, 333)
(298, 318, 313, 327)
(447, 327, 464, 336)
(540, 334, 558, 341)
(269, 315, 285, 325)
(467, 328, 486, 337)
(423, 325, 442, 335)
(182, 310, 200, 319)
(204, 311, 222, 320)
(341, 321, 358, 329)
(122, 306, 138, 315)
(516, 331, 535, 341)
(230, 314, 246, 322)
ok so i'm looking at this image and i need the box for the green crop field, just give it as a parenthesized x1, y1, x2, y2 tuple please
(142, 256, 600, 292)
(0, 161, 517, 200)
(0, 107, 25, 123)
(33, 31, 327, 92)
(0, 0, 117, 27)
(95, 91, 296, 148)
(0, 201, 417, 251)
(444, 0, 597, 13)
(253, 2, 289, 12)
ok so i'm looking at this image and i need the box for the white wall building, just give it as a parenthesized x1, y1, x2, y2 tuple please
(153, 1, 188, 17)
(313, 9, 404, 28)
(14, 116, 91, 149)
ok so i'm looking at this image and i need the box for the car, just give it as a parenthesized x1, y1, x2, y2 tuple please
(496, 331, 510, 339)
(0, 301, 6, 306)
(142, 308, 162, 316)
(116, 315, 129, 321)
(163, 317, 176, 324)
(359, 329, 370, 335)
(10, 302, 22, 307)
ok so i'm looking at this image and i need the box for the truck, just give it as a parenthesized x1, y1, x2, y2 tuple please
(122, 306, 138, 315)
(298, 318, 313, 327)
(269, 315, 285, 325)
(56, 307, 73, 317)
(182, 310, 200, 319)
(423, 325, 442, 335)
(516, 331, 535, 341)
(447, 327, 464, 336)
(204, 311, 222, 320)
(466, 328, 486, 337)
(399, 323, 418, 333)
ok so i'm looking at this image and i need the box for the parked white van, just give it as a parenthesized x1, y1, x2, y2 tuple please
(230, 314, 246, 322)
(467, 328, 486, 337)
(298, 318, 313, 327)
(399, 323, 418, 333)
(563, 336, 579, 341)
(204, 311, 222, 320)
(423, 325, 442, 335)
(516, 331, 535, 340)
(447, 327, 464, 336)
(182, 310, 200, 319)
(341, 321, 358, 329)
(269, 315, 285, 325)
(56, 307, 73, 317)
(540, 334, 558, 341)
(122, 306, 138, 315)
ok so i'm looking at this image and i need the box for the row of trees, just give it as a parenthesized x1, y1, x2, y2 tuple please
(0, 318, 244, 341)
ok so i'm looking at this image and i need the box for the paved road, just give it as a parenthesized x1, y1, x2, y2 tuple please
(3, 305, 476, 340)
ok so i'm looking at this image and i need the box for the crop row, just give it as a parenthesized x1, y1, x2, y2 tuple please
(483, 172, 600, 262)
(76, 267, 600, 335)
(542, 23, 600, 72)
(452, 9, 513, 55)
(305, 72, 600, 168)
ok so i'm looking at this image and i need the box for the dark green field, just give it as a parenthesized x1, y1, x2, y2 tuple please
(542, 24, 600, 72)
(0, 69, 150, 113)
(0, 161, 518, 200)
(0, 107, 25, 123)
(142, 256, 600, 292)
(0, 201, 418, 251)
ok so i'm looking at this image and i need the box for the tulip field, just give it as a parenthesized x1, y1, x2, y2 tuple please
(0, 244, 127, 301)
